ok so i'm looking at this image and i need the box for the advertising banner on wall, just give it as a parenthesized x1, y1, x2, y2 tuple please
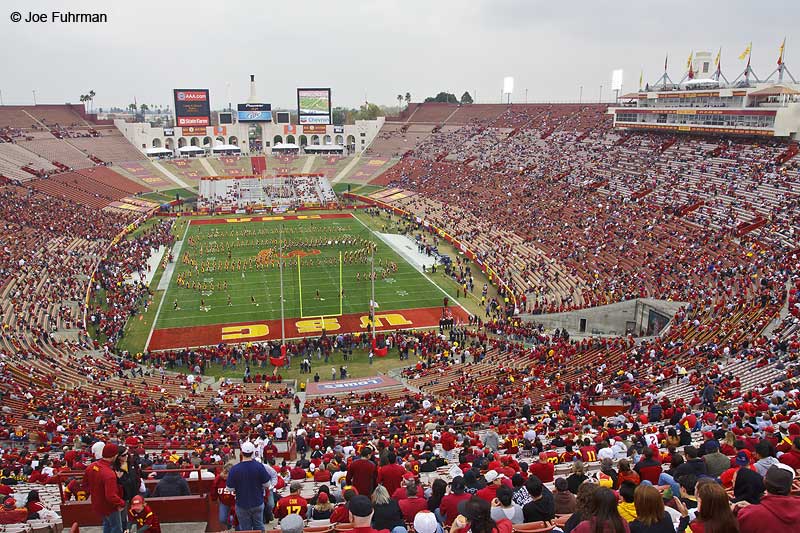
(181, 126, 207, 136)
(297, 88, 331, 125)
(174, 89, 210, 127)
(237, 103, 272, 122)
(302, 125, 327, 134)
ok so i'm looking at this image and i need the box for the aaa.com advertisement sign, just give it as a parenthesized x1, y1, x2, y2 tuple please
(174, 89, 210, 127)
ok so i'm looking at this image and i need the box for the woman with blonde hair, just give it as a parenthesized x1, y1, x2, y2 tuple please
(371, 485, 406, 533)
(720, 432, 736, 456)
(308, 491, 335, 520)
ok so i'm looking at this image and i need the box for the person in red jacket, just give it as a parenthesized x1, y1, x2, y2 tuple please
(314, 466, 332, 483)
(736, 465, 800, 533)
(392, 473, 424, 500)
(84, 442, 125, 533)
(398, 484, 428, 523)
(778, 437, 800, 470)
(274, 482, 309, 519)
(441, 430, 457, 460)
(528, 454, 555, 483)
(439, 476, 470, 526)
(346, 447, 377, 498)
(330, 487, 358, 523)
(211, 463, 235, 529)
(377, 453, 406, 496)
(127, 495, 161, 533)
(0, 498, 28, 525)
(476, 470, 505, 502)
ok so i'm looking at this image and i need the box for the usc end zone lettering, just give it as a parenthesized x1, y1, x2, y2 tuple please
(295, 317, 341, 334)
(148, 306, 468, 351)
(359, 313, 413, 329)
(221, 324, 269, 341)
(225, 218, 253, 223)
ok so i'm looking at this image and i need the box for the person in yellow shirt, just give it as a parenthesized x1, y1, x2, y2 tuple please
(617, 481, 637, 523)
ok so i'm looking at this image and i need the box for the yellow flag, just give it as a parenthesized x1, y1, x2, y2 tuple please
(686, 51, 693, 68)
(715, 48, 721, 67)
(639, 70, 643, 90)
(739, 42, 752, 60)
(778, 37, 786, 65)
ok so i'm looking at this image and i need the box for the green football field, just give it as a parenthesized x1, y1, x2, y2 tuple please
(154, 215, 443, 329)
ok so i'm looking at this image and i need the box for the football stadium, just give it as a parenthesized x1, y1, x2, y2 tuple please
(1, 2, 800, 532)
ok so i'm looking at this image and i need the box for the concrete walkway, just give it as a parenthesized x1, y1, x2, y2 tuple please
(198, 157, 217, 177)
(333, 155, 361, 183)
(301, 155, 316, 174)
(150, 160, 194, 190)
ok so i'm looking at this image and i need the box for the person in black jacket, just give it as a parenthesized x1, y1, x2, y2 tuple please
(370, 485, 405, 532)
(673, 446, 707, 479)
(521, 475, 554, 523)
(152, 462, 190, 497)
(114, 447, 141, 503)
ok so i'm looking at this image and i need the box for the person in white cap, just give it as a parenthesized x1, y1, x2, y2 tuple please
(226, 441, 271, 532)
(476, 470, 506, 502)
(414, 510, 443, 533)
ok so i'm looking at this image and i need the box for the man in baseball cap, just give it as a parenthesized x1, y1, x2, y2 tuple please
(737, 464, 800, 532)
(127, 495, 161, 533)
(476, 470, 505, 502)
(226, 440, 271, 531)
(84, 442, 125, 532)
(348, 494, 387, 533)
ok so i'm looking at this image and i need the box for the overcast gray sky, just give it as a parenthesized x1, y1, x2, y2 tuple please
(1, 0, 797, 110)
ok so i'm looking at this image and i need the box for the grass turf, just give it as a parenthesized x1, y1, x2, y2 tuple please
(154, 215, 444, 330)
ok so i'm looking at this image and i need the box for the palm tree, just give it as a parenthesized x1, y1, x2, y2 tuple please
(128, 103, 136, 115)
(88, 90, 96, 113)
(79, 94, 89, 112)
(140, 104, 149, 115)
(405, 92, 411, 107)
(397, 94, 403, 115)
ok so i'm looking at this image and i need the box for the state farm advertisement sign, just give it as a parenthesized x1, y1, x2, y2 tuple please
(174, 89, 210, 127)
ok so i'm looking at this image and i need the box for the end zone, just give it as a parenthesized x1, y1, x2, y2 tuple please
(147, 305, 468, 351)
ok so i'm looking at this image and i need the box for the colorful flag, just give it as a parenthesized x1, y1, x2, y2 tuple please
(686, 51, 693, 69)
(778, 37, 786, 65)
(715, 48, 721, 67)
(739, 42, 752, 61)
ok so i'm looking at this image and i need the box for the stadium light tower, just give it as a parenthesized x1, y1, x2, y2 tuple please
(611, 69, 624, 102)
(503, 77, 514, 105)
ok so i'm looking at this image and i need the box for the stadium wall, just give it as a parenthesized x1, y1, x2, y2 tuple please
(520, 298, 685, 338)
(115, 118, 384, 155)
